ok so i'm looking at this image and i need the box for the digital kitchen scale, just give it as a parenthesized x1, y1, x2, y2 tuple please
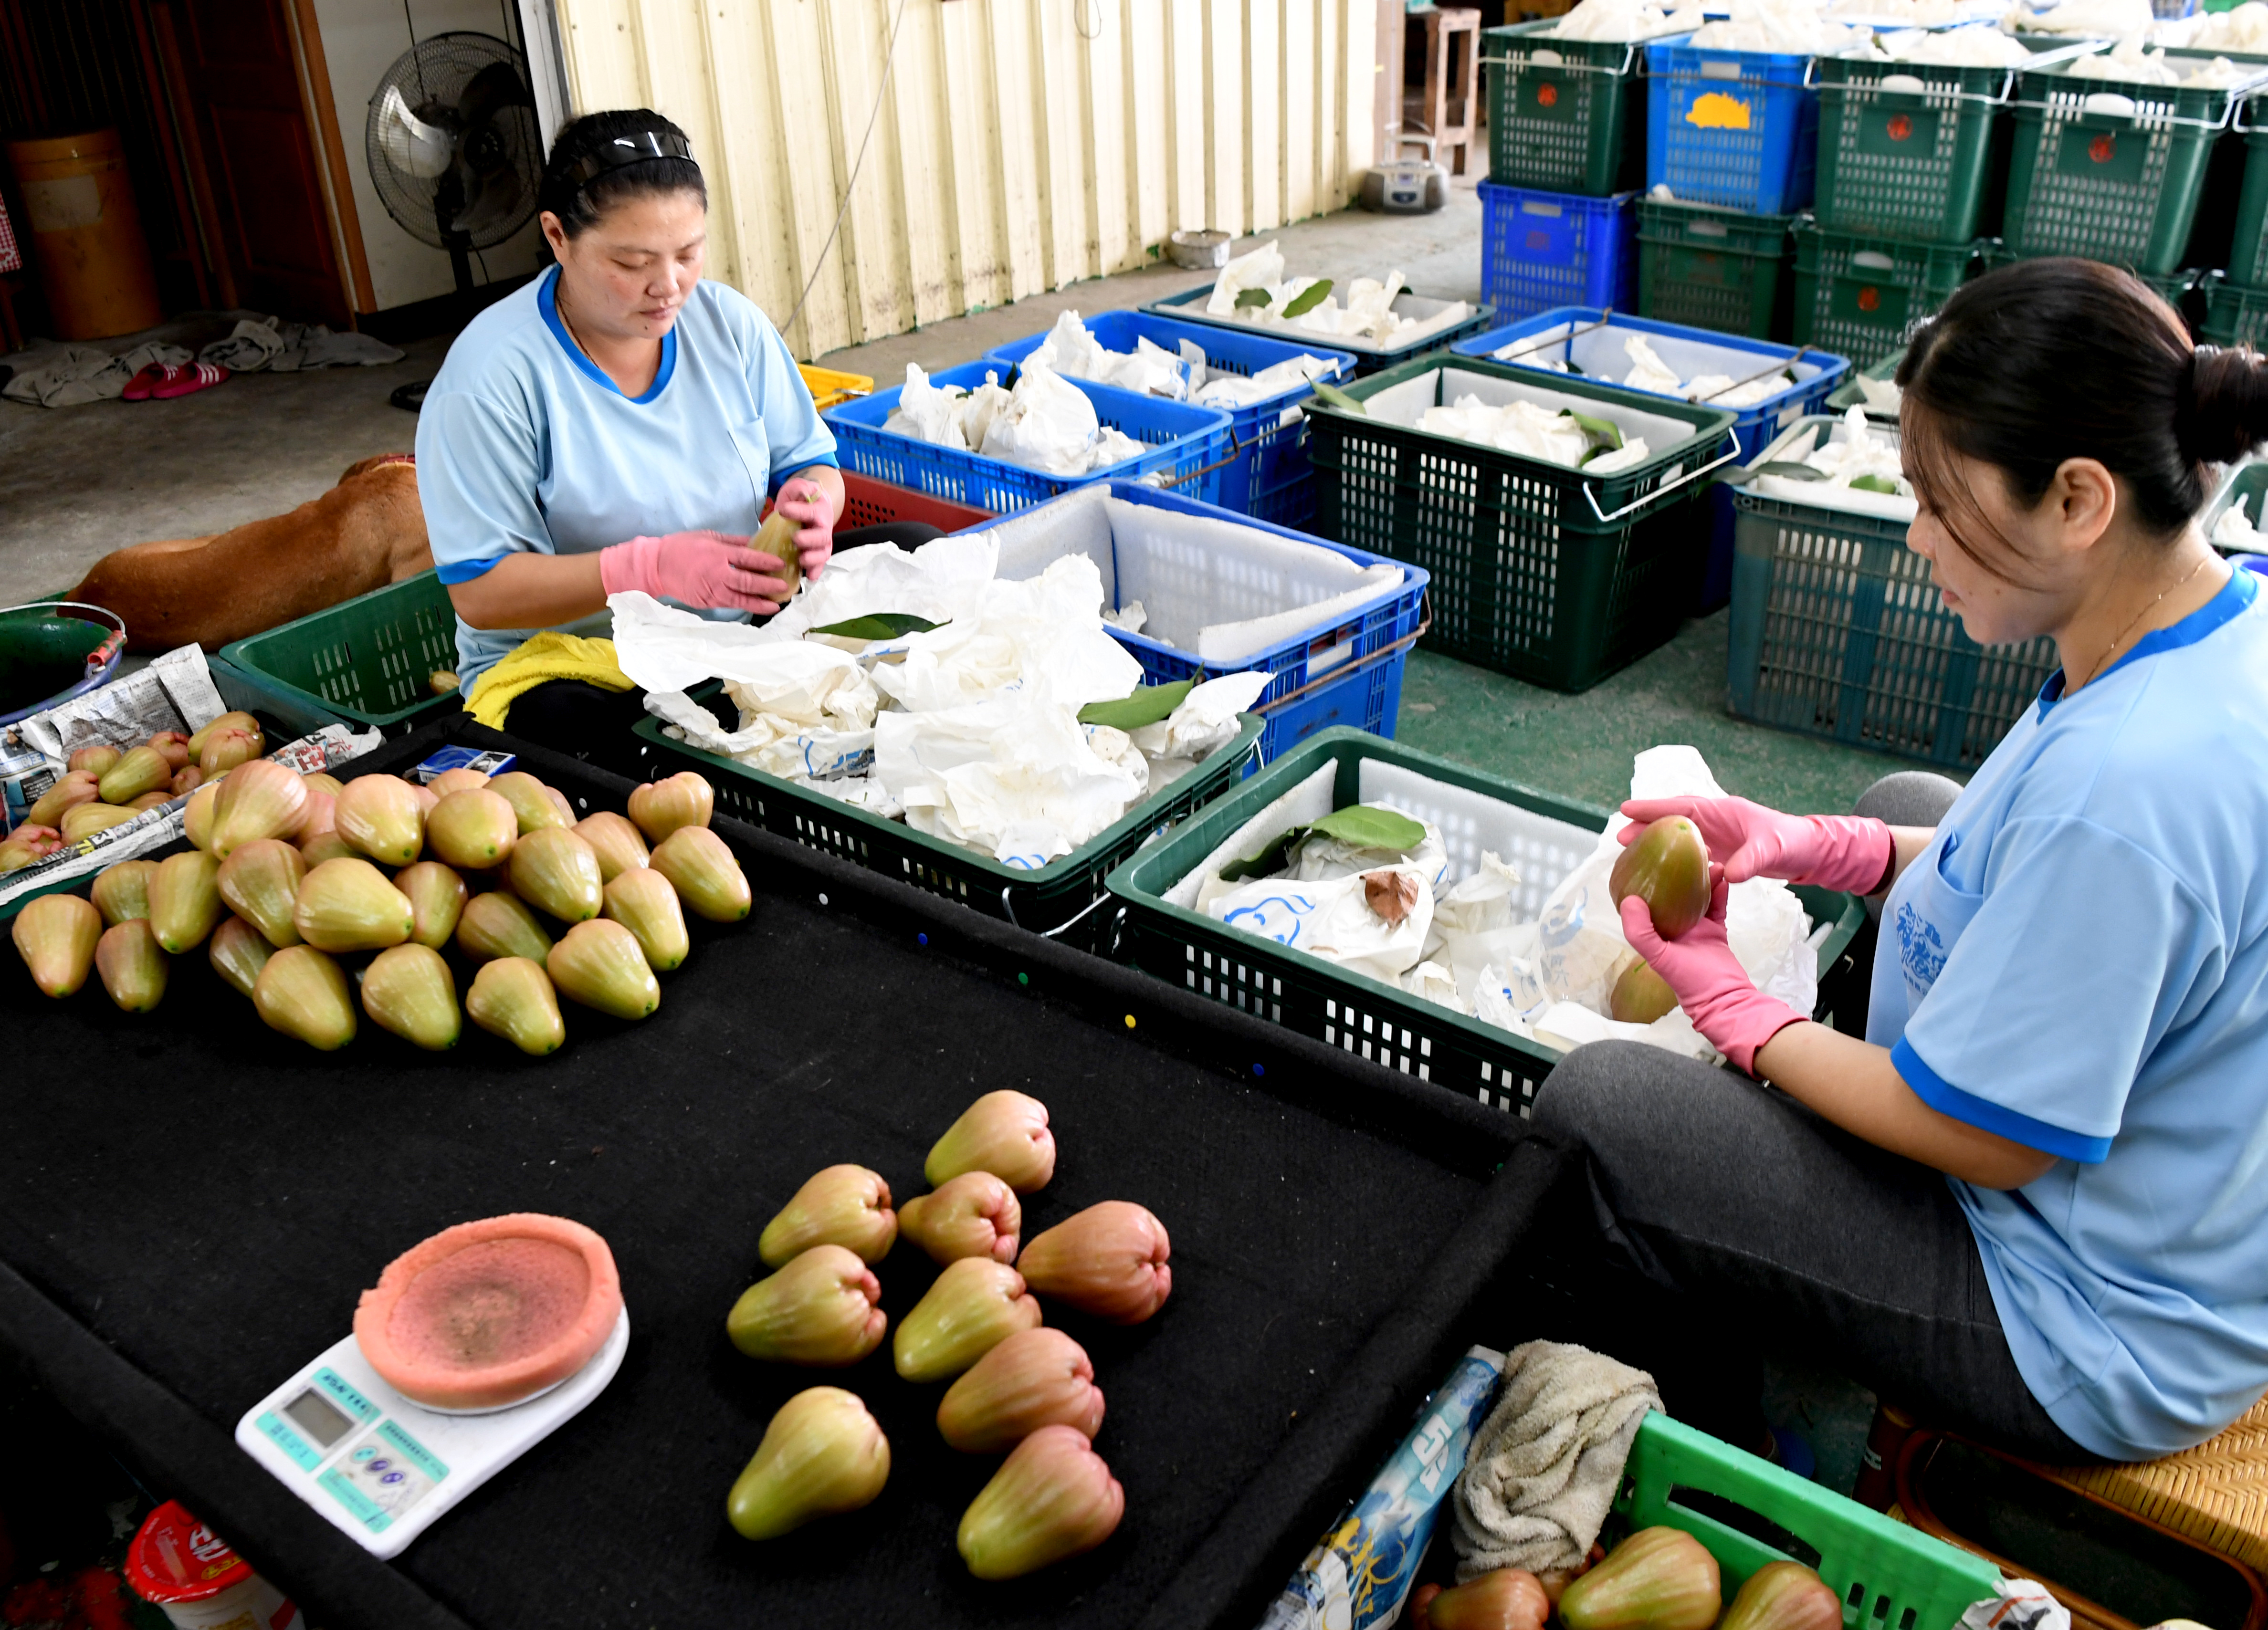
(235, 1308, 629, 1558)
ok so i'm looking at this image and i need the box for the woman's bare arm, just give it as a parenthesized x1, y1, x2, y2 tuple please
(447, 553, 609, 631)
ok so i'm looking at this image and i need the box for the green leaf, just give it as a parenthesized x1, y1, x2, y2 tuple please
(1214, 804, 1427, 884)
(1076, 679, 1195, 730)
(1281, 279, 1334, 318)
(1564, 409, 1624, 450)
(1565, 361, 1586, 376)
(1234, 286, 1275, 310)
(809, 612, 942, 642)
(1849, 473, 1901, 494)
(1309, 378, 1365, 414)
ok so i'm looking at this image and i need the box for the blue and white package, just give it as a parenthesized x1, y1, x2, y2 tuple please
(1258, 1344, 1507, 1630)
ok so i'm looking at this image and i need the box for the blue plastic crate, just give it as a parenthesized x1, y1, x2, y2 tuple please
(1479, 183, 1639, 319)
(1143, 285, 1497, 376)
(1453, 307, 1849, 609)
(821, 360, 1234, 514)
(1646, 40, 1821, 213)
(958, 481, 1430, 763)
(982, 314, 1357, 531)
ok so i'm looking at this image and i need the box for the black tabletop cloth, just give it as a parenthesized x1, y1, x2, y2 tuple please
(0, 721, 1566, 1630)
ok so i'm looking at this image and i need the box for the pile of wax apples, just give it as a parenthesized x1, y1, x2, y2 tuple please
(9, 754, 749, 1056)
(724, 1088, 1171, 1582)
(0, 712, 280, 872)
(1413, 1526, 1845, 1630)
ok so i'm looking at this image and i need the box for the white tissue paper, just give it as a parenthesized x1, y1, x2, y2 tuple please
(2160, 0, 2268, 50)
(1028, 310, 1195, 399)
(1748, 406, 1915, 519)
(611, 542, 1265, 867)
(2000, 0, 2151, 32)
(1689, 0, 1871, 53)
(1546, 0, 1706, 40)
(1207, 242, 1472, 345)
(882, 361, 1147, 477)
(2063, 33, 2255, 83)
(1861, 24, 2033, 63)
(1419, 395, 1654, 474)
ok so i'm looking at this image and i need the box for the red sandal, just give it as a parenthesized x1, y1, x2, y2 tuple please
(151, 361, 229, 400)
(121, 363, 178, 401)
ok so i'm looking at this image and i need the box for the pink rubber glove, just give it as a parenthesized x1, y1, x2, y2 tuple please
(597, 530, 791, 614)
(1619, 795, 1893, 894)
(1620, 873, 1806, 1076)
(772, 472, 838, 583)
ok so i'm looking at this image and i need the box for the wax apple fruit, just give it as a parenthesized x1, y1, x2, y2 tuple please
(294, 857, 413, 953)
(1557, 1527, 1721, 1630)
(95, 919, 168, 1012)
(726, 1387, 891, 1541)
(198, 728, 258, 778)
(186, 712, 258, 758)
(601, 867, 688, 972)
(25, 771, 98, 830)
(427, 788, 518, 871)
(216, 839, 305, 947)
(255, 946, 357, 1050)
(335, 775, 424, 866)
(210, 760, 307, 858)
(144, 731, 191, 772)
(649, 825, 749, 922)
(546, 919, 658, 1019)
(926, 1089, 1056, 1193)
(67, 744, 119, 776)
(96, 745, 170, 805)
(61, 803, 136, 842)
(209, 914, 273, 998)
(457, 891, 553, 964)
(488, 772, 567, 835)
(956, 1425, 1124, 1579)
(893, 1257, 1043, 1382)
(184, 779, 220, 851)
(12, 893, 101, 997)
(1716, 1563, 1840, 1630)
(1413, 1569, 1551, 1630)
(1610, 958, 1679, 1025)
(91, 858, 157, 926)
(1609, 818, 1710, 941)
(512, 827, 604, 923)
(466, 956, 566, 1055)
(396, 861, 468, 950)
(147, 850, 223, 953)
(899, 1171, 1022, 1265)
(759, 1165, 897, 1267)
(362, 944, 461, 1051)
(1016, 1201, 1171, 1324)
(726, 1244, 888, 1366)
(576, 811, 649, 882)
(629, 770, 713, 843)
(937, 1328, 1104, 1452)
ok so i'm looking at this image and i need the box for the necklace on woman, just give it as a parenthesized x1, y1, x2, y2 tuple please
(555, 286, 591, 358)
(2070, 552, 2216, 691)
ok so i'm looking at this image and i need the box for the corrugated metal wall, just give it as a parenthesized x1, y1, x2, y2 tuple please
(547, 0, 1377, 357)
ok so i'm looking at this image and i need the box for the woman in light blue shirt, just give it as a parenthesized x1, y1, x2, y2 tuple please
(1537, 258, 2268, 1465)
(415, 109, 932, 756)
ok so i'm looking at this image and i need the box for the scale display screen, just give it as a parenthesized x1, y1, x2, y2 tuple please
(282, 1388, 354, 1449)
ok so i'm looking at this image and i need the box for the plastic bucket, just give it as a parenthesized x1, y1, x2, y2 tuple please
(0, 600, 126, 726)
(4, 129, 163, 339)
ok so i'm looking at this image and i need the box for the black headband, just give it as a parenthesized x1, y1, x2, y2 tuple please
(561, 131, 696, 195)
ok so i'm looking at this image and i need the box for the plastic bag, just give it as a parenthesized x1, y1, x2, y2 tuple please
(1203, 863, 1437, 983)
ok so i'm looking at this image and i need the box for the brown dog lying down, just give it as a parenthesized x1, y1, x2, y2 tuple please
(67, 453, 433, 651)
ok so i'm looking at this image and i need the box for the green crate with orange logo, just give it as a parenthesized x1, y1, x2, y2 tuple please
(1813, 57, 2016, 243)
(1792, 225, 1979, 370)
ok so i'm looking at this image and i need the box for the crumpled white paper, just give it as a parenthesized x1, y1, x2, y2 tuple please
(1420, 395, 1654, 474)
(1689, 0, 1871, 52)
(1029, 310, 1195, 398)
(1207, 242, 1472, 345)
(1205, 862, 1438, 983)
(882, 361, 1146, 476)
(1546, 0, 1704, 41)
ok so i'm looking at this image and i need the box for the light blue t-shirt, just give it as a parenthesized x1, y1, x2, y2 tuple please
(413, 266, 838, 684)
(1868, 565, 2268, 1459)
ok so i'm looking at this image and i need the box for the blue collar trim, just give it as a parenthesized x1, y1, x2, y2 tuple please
(538, 265, 676, 405)
(2037, 563, 2255, 716)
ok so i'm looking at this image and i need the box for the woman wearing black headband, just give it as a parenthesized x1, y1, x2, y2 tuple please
(414, 110, 916, 754)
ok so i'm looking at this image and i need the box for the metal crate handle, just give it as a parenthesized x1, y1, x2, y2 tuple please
(1583, 443, 1742, 525)
(2009, 90, 2237, 131)
(1479, 40, 1643, 78)
(1816, 58, 2021, 105)
(1147, 425, 1245, 493)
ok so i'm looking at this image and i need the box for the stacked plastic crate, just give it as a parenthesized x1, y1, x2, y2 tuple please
(1475, 20, 1663, 318)
(1634, 29, 1822, 340)
(2202, 75, 2268, 345)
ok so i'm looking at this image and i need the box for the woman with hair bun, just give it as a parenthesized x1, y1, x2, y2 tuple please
(1531, 258, 2268, 1463)
(414, 109, 932, 750)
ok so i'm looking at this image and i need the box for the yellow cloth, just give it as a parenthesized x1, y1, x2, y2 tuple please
(463, 633, 632, 730)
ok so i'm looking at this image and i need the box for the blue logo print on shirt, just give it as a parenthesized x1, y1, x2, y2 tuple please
(1897, 900, 1948, 994)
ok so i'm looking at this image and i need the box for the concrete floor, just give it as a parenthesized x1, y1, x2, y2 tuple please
(0, 182, 1931, 812)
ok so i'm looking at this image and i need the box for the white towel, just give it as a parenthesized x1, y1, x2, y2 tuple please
(1451, 1339, 1662, 1581)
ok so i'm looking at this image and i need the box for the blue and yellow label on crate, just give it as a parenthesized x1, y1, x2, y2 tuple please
(1687, 91, 1753, 129)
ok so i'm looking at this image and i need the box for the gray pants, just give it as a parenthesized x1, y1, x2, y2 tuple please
(1530, 771, 2090, 1463)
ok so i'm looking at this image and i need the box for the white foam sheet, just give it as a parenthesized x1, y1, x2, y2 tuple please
(986, 490, 1407, 664)
(1363, 366, 1708, 452)
(1492, 320, 1823, 395)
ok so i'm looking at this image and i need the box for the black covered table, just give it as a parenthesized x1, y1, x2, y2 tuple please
(0, 720, 1564, 1630)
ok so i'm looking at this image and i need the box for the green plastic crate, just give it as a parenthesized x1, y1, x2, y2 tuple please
(1102, 728, 1867, 1117)
(1636, 200, 1798, 340)
(1484, 22, 1664, 194)
(1793, 226, 1977, 370)
(2202, 268, 2268, 346)
(207, 656, 353, 743)
(1814, 57, 2018, 243)
(1622, 1414, 2002, 1630)
(2002, 52, 2268, 275)
(216, 571, 462, 734)
(2229, 109, 2268, 285)
(1824, 344, 1907, 417)
(1729, 416, 2060, 768)
(631, 695, 1263, 951)
(1304, 353, 1738, 691)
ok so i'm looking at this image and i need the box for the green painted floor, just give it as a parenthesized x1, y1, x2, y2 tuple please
(1387, 610, 1955, 816)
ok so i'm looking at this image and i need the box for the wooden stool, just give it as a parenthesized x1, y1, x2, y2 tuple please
(1403, 6, 1483, 178)
(2050, 1396, 2268, 1575)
